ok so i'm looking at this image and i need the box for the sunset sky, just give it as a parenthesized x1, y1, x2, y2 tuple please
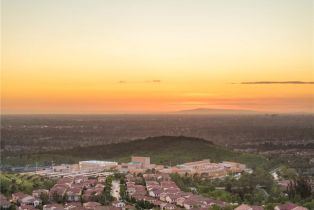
(1, 0, 314, 114)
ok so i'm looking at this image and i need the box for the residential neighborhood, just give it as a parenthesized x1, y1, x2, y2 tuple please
(0, 156, 310, 210)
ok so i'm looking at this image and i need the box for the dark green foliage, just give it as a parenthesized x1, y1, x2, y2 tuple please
(134, 200, 154, 209)
(98, 175, 114, 205)
(287, 176, 312, 200)
(39, 192, 49, 204)
(115, 173, 127, 200)
(210, 205, 233, 210)
(171, 168, 281, 205)
(278, 166, 297, 179)
(4, 136, 272, 170)
(120, 184, 127, 200)
(51, 191, 64, 204)
(303, 200, 314, 210)
(2, 205, 16, 210)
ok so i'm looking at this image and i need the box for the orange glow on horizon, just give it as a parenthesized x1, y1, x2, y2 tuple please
(1, 0, 313, 114)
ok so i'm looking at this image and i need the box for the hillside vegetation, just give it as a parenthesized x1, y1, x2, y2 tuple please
(0, 173, 55, 196)
(3, 136, 273, 169)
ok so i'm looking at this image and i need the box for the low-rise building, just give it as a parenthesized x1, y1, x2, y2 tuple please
(64, 202, 83, 210)
(79, 161, 118, 172)
(112, 201, 125, 208)
(160, 203, 176, 210)
(66, 187, 82, 202)
(0, 194, 11, 209)
(49, 184, 69, 201)
(18, 205, 37, 210)
(32, 189, 49, 198)
(274, 203, 308, 210)
(83, 202, 102, 210)
(12, 192, 42, 207)
(234, 204, 264, 210)
(159, 159, 247, 179)
(43, 203, 65, 210)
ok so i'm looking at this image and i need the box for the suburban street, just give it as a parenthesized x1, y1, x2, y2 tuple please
(111, 179, 120, 200)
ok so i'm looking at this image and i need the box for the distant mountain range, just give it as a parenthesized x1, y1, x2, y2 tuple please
(174, 108, 260, 115)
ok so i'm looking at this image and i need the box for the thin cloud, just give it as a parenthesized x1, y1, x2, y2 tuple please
(240, 81, 314, 85)
(118, 80, 162, 84)
(151, 80, 161, 83)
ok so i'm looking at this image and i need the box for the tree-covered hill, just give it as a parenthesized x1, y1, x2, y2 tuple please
(3, 136, 273, 169)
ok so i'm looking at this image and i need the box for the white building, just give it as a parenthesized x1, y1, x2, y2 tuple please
(79, 160, 118, 172)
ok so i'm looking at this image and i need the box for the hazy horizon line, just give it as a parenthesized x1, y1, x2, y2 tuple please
(1, 109, 314, 116)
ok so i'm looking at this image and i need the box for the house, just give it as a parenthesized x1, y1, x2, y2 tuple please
(183, 198, 200, 209)
(125, 174, 134, 181)
(160, 203, 176, 210)
(0, 194, 11, 209)
(159, 192, 168, 202)
(126, 182, 136, 195)
(82, 179, 97, 189)
(157, 173, 171, 181)
(235, 204, 264, 210)
(150, 199, 164, 207)
(12, 192, 42, 207)
(66, 187, 82, 202)
(176, 196, 187, 207)
(123, 204, 136, 210)
(148, 188, 163, 198)
(274, 203, 308, 210)
(18, 205, 37, 210)
(160, 181, 178, 189)
(57, 177, 74, 185)
(50, 184, 69, 201)
(164, 188, 180, 195)
(74, 176, 88, 184)
(277, 180, 290, 192)
(82, 189, 96, 202)
(32, 189, 49, 198)
(112, 201, 125, 208)
(132, 185, 146, 196)
(196, 197, 225, 208)
(143, 174, 157, 181)
(43, 203, 65, 210)
(95, 183, 105, 189)
(131, 194, 146, 201)
(64, 202, 82, 210)
(131, 156, 151, 169)
(165, 194, 181, 204)
(82, 188, 104, 202)
(12, 192, 28, 203)
(66, 207, 87, 210)
(97, 177, 106, 183)
(83, 202, 102, 210)
(95, 207, 119, 210)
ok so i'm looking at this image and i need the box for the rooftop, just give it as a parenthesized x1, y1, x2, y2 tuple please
(79, 160, 117, 164)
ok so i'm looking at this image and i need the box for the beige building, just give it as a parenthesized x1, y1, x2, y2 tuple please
(159, 159, 246, 178)
(131, 156, 150, 168)
(79, 160, 118, 171)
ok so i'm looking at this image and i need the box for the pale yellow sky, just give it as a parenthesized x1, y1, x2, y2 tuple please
(1, 0, 314, 113)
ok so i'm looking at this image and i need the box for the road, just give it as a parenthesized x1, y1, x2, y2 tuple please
(111, 179, 120, 200)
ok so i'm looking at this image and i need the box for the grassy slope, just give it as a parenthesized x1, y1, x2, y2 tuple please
(0, 173, 55, 196)
(3, 136, 272, 169)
